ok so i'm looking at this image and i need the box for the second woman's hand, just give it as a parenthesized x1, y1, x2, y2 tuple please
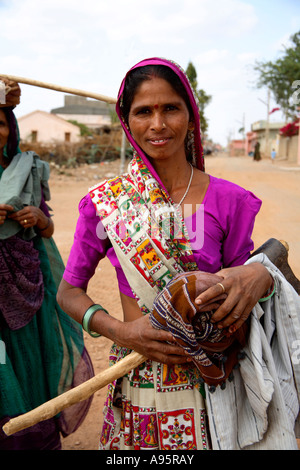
(8, 205, 44, 228)
(0, 204, 14, 225)
(7, 205, 54, 237)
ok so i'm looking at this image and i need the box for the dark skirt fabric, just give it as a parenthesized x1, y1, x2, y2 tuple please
(0, 235, 44, 330)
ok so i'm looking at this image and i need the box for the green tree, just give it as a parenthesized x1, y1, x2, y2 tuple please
(68, 119, 93, 137)
(254, 30, 300, 121)
(185, 61, 212, 134)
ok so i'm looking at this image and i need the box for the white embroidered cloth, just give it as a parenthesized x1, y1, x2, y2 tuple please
(206, 253, 300, 450)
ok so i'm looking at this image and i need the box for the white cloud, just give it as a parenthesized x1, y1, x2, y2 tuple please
(194, 49, 229, 66)
(236, 52, 258, 63)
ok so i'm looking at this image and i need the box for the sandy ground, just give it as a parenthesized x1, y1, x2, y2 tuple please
(47, 152, 300, 450)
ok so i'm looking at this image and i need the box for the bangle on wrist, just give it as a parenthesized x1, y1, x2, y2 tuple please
(82, 304, 108, 337)
(258, 281, 276, 303)
(38, 217, 51, 231)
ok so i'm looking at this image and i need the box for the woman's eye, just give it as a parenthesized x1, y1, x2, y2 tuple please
(165, 105, 178, 111)
(137, 108, 151, 115)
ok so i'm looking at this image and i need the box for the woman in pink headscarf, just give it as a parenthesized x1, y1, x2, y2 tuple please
(57, 58, 274, 450)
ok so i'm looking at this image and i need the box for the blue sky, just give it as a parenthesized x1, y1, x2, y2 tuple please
(1, 0, 299, 145)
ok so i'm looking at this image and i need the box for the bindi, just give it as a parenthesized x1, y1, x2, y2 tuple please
(154, 104, 159, 109)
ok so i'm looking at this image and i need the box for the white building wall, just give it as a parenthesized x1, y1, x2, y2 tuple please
(18, 110, 81, 144)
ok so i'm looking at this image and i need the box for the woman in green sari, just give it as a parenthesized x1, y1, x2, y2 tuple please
(0, 82, 94, 450)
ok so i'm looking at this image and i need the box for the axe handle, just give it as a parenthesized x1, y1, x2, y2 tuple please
(3, 351, 146, 436)
(0, 74, 117, 104)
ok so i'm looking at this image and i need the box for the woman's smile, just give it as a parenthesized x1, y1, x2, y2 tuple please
(148, 137, 171, 146)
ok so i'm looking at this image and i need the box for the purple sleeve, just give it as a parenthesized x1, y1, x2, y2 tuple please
(39, 189, 51, 217)
(222, 190, 262, 267)
(63, 194, 111, 289)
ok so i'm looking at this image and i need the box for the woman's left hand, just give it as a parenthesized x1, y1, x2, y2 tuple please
(8, 206, 49, 234)
(8, 206, 43, 228)
(195, 263, 273, 333)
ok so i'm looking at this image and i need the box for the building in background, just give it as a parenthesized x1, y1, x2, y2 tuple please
(228, 139, 246, 157)
(246, 120, 285, 157)
(51, 95, 115, 130)
(18, 110, 81, 144)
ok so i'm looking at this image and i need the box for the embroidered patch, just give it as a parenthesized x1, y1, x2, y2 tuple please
(120, 400, 158, 450)
(132, 406, 158, 449)
(126, 360, 154, 388)
(137, 239, 160, 269)
(157, 408, 197, 450)
(100, 418, 118, 449)
(157, 362, 205, 395)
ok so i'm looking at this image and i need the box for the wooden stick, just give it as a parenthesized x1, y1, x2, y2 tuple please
(0, 74, 117, 104)
(2, 351, 146, 436)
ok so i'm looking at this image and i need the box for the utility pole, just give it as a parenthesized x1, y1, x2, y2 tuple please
(236, 113, 246, 156)
(265, 89, 270, 157)
(242, 112, 246, 156)
(258, 89, 270, 157)
(120, 130, 126, 173)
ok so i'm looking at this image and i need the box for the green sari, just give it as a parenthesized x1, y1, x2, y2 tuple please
(0, 162, 94, 450)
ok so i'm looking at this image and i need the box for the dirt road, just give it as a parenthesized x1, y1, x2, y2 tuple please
(48, 153, 300, 450)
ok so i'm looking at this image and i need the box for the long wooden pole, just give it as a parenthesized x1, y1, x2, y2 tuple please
(0, 74, 117, 104)
(2, 351, 146, 436)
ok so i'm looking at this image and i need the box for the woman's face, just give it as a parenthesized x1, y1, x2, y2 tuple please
(0, 110, 9, 158)
(128, 77, 191, 163)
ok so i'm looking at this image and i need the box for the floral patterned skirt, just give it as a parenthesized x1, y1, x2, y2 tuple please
(99, 344, 211, 450)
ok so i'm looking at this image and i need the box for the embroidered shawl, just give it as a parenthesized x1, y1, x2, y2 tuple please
(89, 155, 197, 313)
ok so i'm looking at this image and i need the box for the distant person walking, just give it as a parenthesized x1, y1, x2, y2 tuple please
(271, 148, 276, 163)
(253, 142, 261, 161)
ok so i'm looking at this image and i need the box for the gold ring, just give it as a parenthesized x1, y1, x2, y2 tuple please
(217, 282, 226, 293)
(24, 219, 28, 224)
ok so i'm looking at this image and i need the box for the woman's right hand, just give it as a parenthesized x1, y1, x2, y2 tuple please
(116, 314, 190, 365)
(0, 204, 14, 225)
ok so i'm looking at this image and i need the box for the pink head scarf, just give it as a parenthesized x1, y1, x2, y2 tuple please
(116, 58, 204, 187)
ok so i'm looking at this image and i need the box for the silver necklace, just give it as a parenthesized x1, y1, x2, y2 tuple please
(177, 163, 194, 206)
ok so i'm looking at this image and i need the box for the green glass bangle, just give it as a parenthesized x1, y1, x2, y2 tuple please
(258, 283, 276, 303)
(82, 304, 108, 337)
